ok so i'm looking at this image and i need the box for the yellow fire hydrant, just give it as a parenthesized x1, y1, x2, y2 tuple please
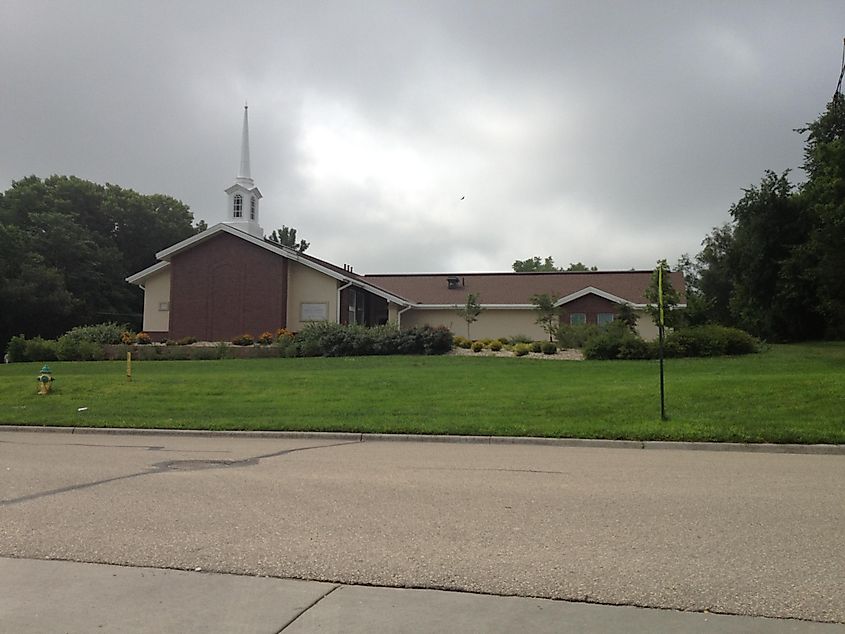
(36, 364, 54, 395)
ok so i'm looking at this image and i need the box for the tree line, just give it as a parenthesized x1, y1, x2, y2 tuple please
(513, 88, 844, 343)
(0, 175, 204, 351)
(680, 91, 844, 341)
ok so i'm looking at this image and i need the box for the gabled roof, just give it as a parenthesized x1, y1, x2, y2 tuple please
(127, 223, 411, 305)
(554, 286, 635, 307)
(363, 270, 686, 307)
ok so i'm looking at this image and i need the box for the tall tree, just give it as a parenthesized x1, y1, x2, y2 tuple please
(0, 175, 201, 350)
(267, 225, 309, 252)
(796, 92, 845, 336)
(512, 256, 560, 272)
(565, 262, 598, 271)
(728, 171, 822, 340)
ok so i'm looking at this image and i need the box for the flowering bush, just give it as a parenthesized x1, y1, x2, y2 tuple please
(275, 328, 294, 341)
(257, 331, 274, 345)
(121, 331, 137, 345)
(136, 332, 152, 344)
(231, 333, 254, 346)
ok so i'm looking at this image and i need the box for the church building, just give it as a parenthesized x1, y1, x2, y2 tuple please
(126, 107, 682, 342)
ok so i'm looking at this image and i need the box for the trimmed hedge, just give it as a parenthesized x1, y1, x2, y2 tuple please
(290, 323, 453, 357)
(583, 324, 760, 360)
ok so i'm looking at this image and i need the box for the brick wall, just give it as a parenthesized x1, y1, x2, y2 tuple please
(559, 294, 618, 326)
(168, 233, 288, 341)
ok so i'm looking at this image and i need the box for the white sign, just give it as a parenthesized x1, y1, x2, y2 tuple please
(300, 302, 329, 322)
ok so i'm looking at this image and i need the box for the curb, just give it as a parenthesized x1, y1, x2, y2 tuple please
(1, 425, 843, 455)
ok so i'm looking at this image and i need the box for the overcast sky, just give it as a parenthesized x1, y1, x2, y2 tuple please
(2, 1, 843, 273)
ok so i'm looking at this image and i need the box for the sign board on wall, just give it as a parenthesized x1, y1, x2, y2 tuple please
(300, 302, 329, 322)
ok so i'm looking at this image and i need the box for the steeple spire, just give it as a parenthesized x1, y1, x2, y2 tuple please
(224, 102, 263, 237)
(236, 102, 254, 187)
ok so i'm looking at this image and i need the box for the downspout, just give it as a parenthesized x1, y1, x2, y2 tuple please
(397, 305, 412, 331)
(337, 281, 353, 323)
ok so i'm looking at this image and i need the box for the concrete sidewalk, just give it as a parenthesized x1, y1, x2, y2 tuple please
(1, 558, 840, 633)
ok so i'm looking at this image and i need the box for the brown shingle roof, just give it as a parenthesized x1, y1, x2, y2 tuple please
(362, 270, 685, 306)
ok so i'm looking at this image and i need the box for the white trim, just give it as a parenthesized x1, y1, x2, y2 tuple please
(126, 260, 170, 285)
(336, 281, 353, 322)
(412, 304, 536, 310)
(554, 286, 629, 306)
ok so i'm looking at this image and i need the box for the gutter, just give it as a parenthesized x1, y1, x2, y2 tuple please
(397, 305, 412, 330)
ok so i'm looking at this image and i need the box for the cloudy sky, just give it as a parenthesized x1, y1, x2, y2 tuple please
(2, 1, 843, 273)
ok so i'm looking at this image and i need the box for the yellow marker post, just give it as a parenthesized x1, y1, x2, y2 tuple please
(658, 265, 666, 421)
(126, 351, 132, 382)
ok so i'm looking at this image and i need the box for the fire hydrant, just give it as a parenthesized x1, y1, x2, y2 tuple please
(36, 364, 54, 395)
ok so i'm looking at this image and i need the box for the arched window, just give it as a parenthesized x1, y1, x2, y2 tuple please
(233, 194, 243, 218)
(250, 196, 256, 220)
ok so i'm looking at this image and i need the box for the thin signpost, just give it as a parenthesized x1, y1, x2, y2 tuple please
(658, 266, 666, 420)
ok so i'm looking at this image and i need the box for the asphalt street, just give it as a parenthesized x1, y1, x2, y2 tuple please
(0, 429, 843, 625)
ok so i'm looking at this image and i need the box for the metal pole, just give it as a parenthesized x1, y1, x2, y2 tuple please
(659, 324, 666, 420)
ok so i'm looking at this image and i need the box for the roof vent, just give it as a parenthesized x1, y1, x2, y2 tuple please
(447, 276, 462, 289)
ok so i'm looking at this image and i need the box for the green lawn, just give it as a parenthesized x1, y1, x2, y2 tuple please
(1, 343, 843, 443)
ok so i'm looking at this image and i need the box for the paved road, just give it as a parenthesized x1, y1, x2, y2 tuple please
(1, 430, 843, 624)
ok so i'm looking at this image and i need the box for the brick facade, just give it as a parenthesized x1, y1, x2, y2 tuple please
(168, 233, 288, 341)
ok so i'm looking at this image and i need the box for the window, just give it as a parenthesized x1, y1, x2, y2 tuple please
(250, 196, 256, 220)
(158, 302, 170, 312)
(569, 313, 586, 326)
(597, 312, 614, 326)
(233, 194, 243, 218)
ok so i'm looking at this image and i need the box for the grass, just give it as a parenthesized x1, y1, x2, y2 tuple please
(1, 343, 843, 444)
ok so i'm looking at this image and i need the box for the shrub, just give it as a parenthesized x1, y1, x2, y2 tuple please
(415, 325, 453, 355)
(63, 322, 126, 345)
(583, 330, 623, 360)
(665, 325, 758, 357)
(136, 332, 152, 345)
(56, 336, 105, 361)
(257, 331, 274, 345)
(458, 338, 472, 349)
(489, 340, 503, 351)
(176, 336, 198, 345)
(617, 336, 654, 360)
(513, 343, 530, 357)
(453, 335, 468, 348)
(121, 331, 137, 345)
(509, 334, 532, 344)
(530, 341, 543, 353)
(231, 333, 254, 346)
(471, 341, 484, 352)
(24, 337, 58, 361)
(541, 341, 557, 355)
(557, 324, 598, 349)
(481, 338, 493, 346)
(6, 335, 27, 362)
(282, 323, 452, 357)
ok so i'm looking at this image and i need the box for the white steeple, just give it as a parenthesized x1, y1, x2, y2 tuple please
(225, 103, 263, 237)
(236, 103, 254, 187)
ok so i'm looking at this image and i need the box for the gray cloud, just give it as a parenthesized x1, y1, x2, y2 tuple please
(2, 0, 843, 273)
